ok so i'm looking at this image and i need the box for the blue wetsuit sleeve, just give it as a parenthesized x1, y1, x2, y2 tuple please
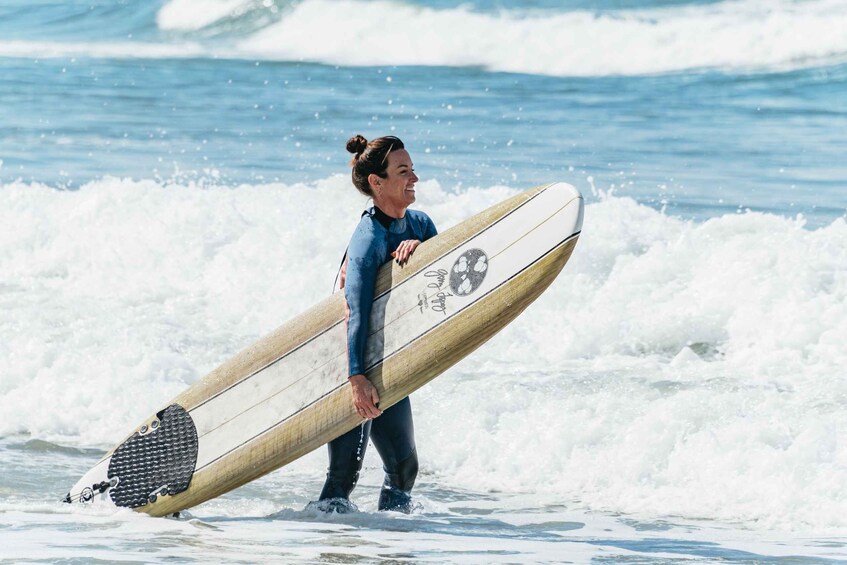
(424, 215, 438, 240)
(344, 225, 380, 377)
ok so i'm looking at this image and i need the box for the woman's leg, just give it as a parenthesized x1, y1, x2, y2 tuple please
(319, 420, 371, 502)
(370, 396, 418, 512)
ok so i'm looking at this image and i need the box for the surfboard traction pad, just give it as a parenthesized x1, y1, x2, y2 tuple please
(107, 404, 198, 508)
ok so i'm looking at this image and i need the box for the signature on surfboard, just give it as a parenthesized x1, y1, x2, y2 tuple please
(419, 268, 453, 315)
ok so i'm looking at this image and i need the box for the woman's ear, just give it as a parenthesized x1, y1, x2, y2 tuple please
(367, 173, 381, 193)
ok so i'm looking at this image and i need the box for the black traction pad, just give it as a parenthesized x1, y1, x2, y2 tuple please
(107, 404, 199, 508)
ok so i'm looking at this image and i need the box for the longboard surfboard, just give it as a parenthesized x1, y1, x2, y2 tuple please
(66, 182, 584, 516)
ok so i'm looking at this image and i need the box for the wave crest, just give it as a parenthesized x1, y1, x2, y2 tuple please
(5, 0, 846, 76)
(220, 0, 847, 75)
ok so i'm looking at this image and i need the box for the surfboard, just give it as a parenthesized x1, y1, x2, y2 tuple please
(65, 181, 584, 516)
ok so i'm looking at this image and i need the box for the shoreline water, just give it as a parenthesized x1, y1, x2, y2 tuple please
(2, 437, 845, 564)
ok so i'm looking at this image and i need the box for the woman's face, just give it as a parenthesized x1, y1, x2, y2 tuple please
(371, 149, 419, 215)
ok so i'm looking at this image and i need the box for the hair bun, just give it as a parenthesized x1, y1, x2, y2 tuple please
(346, 134, 368, 157)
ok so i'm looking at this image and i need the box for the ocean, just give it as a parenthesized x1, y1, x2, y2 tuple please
(1, 0, 846, 562)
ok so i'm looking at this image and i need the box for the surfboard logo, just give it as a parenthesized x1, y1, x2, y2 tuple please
(450, 248, 488, 296)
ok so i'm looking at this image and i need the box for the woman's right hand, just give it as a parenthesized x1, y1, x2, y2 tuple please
(349, 375, 382, 419)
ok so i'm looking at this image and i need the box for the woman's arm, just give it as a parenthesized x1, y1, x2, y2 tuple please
(345, 240, 378, 377)
(344, 225, 384, 419)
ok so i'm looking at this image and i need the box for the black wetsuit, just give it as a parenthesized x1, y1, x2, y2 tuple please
(319, 206, 437, 511)
(319, 396, 418, 511)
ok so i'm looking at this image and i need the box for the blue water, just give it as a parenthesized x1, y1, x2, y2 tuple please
(2, 1, 847, 563)
(1, 0, 846, 224)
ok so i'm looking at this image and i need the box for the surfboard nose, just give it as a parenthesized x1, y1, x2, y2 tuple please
(545, 182, 584, 234)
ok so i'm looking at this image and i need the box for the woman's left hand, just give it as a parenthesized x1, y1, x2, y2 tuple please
(392, 239, 421, 266)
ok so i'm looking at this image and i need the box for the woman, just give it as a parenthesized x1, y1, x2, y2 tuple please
(317, 135, 437, 513)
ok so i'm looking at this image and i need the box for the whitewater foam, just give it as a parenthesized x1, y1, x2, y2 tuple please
(237, 0, 847, 75)
(0, 40, 206, 60)
(4, 0, 847, 76)
(1, 176, 845, 532)
(157, 0, 253, 31)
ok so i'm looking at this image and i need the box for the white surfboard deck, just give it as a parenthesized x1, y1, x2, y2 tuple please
(67, 182, 583, 515)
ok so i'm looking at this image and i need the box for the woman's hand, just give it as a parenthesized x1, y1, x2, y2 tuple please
(349, 375, 382, 419)
(392, 239, 421, 265)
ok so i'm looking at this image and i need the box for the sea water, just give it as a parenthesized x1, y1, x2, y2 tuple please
(1, 1, 846, 563)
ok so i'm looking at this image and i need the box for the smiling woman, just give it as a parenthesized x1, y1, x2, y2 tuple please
(316, 134, 438, 513)
(346, 134, 419, 209)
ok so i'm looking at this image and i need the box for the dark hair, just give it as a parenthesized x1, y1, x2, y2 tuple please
(346, 134, 405, 196)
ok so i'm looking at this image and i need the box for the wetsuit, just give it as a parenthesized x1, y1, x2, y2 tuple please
(319, 206, 437, 511)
